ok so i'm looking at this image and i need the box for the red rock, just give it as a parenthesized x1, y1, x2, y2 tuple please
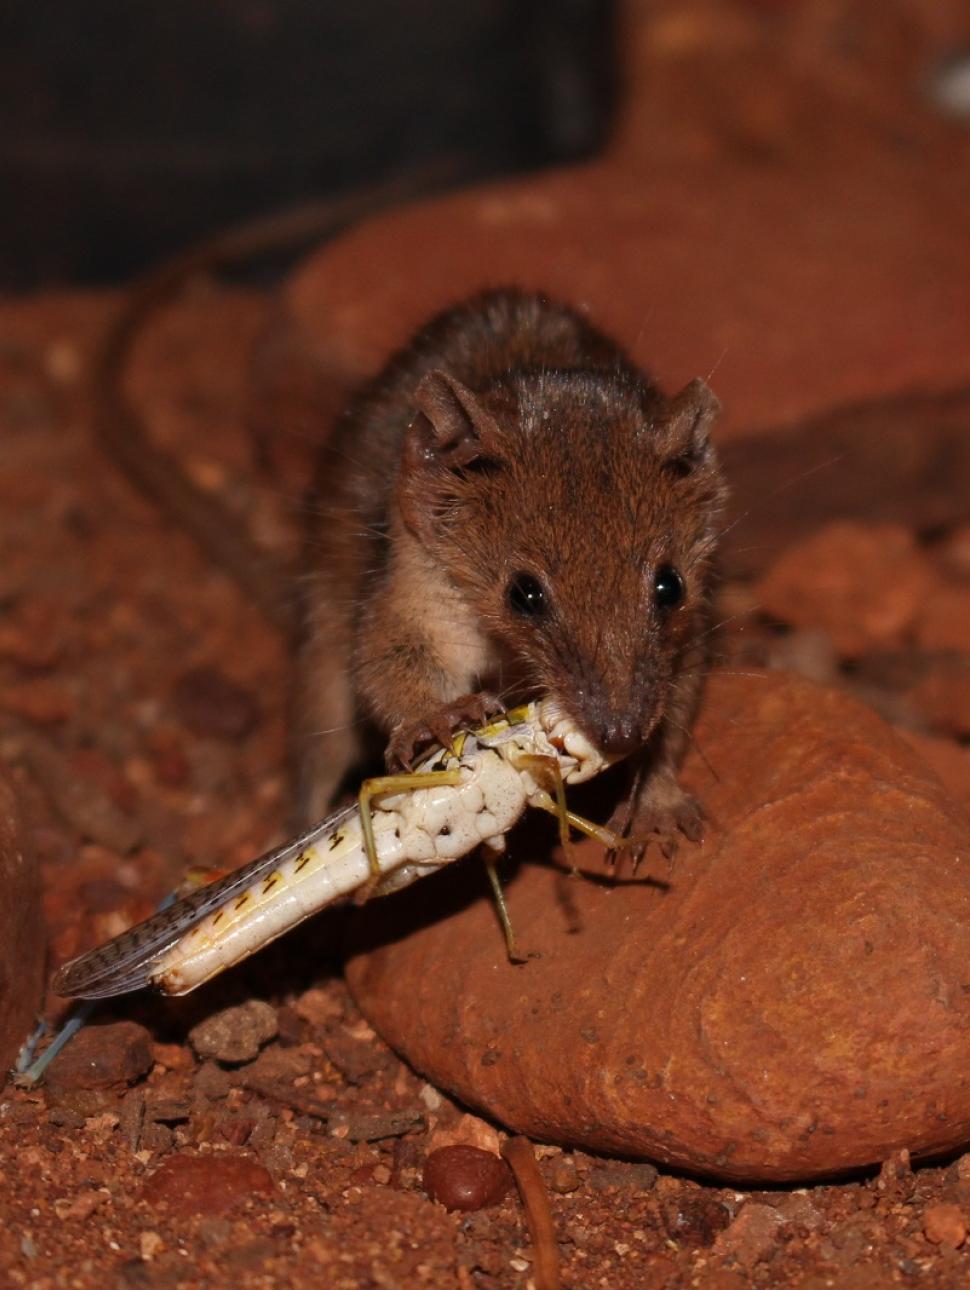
(770, 1192, 824, 1231)
(140, 1153, 274, 1219)
(45, 1021, 153, 1092)
(347, 671, 970, 1182)
(321, 1025, 388, 1085)
(548, 1157, 580, 1194)
(756, 522, 935, 656)
(0, 769, 44, 1072)
(188, 1000, 278, 1065)
(423, 1146, 511, 1212)
(427, 1112, 501, 1158)
(923, 1203, 966, 1249)
(876, 1147, 912, 1193)
(713, 1204, 785, 1269)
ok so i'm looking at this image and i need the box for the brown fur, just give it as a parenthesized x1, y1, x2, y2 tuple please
(295, 289, 727, 846)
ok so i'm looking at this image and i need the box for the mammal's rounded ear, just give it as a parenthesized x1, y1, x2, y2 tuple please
(655, 378, 721, 466)
(398, 371, 504, 540)
(410, 370, 504, 468)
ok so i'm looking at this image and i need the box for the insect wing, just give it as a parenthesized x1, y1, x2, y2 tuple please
(52, 805, 357, 999)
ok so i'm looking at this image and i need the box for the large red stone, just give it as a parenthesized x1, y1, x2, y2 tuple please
(283, 9, 970, 444)
(347, 672, 970, 1182)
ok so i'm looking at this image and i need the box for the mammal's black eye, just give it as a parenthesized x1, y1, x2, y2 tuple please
(654, 564, 684, 612)
(507, 572, 547, 619)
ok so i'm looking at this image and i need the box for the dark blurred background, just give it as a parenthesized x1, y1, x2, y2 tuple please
(0, 0, 616, 287)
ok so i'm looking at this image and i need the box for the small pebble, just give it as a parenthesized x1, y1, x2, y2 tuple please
(548, 1156, 580, 1194)
(423, 1145, 512, 1212)
(923, 1202, 967, 1248)
(189, 1000, 278, 1064)
(589, 1161, 658, 1193)
(427, 1111, 502, 1157)
(172, 666, 259, 740)
(45, 1021, 153, 1091)
(713, 1203, 784, 1268)
(139, 1231, 165, 1261)
(218, 1116, 255, 1147)
(770, 1191, 824, 1231)
(322, 1027, 387, 1084)
(877, 1147, 912, 1190)
(52, 1189, 104, 1222)
(151, 1041, 195, 1072)
(328, 1107, 424, 1142)
(194, 1060, 233, 1100)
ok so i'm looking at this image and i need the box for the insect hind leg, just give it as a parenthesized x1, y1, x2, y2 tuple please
(355, 767, 463, 901)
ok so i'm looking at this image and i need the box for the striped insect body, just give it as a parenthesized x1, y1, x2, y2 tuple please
(53, 700, 613, 1000)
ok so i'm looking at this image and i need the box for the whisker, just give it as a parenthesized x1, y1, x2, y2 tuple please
(715, 453, 844, 545)
(705, 348, 729, 384)
(665, 712, 721, 784)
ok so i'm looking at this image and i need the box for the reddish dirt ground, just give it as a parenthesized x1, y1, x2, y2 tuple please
(2, 3, 970, 1286)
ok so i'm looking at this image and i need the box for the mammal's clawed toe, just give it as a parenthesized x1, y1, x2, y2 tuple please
(386, 691, 503, 770)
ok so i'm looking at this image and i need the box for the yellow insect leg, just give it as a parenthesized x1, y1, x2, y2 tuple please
(483, 847, 525, 963)
(357, 768, 464, 885)
(511, 753, 578, 873)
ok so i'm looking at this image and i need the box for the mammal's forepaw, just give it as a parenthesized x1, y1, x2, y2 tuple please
(607, 771, 704, 868)
(386, 691, 502, 770)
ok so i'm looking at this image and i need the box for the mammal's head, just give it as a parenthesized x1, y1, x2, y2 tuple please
(397, 364, 726, 755)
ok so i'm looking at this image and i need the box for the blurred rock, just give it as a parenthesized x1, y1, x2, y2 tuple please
(757, 522, 935, 656)
(172, 666, 259, 741)
(285, 62, 970, 448)
(140, 1154, 274, 1218)
(916, 585, 970, 653)
(347, 671, 970, 1182)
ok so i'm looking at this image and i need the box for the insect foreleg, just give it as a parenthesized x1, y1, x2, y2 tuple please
(512, 752, 578, 872)
(526, 782, 629, 860)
